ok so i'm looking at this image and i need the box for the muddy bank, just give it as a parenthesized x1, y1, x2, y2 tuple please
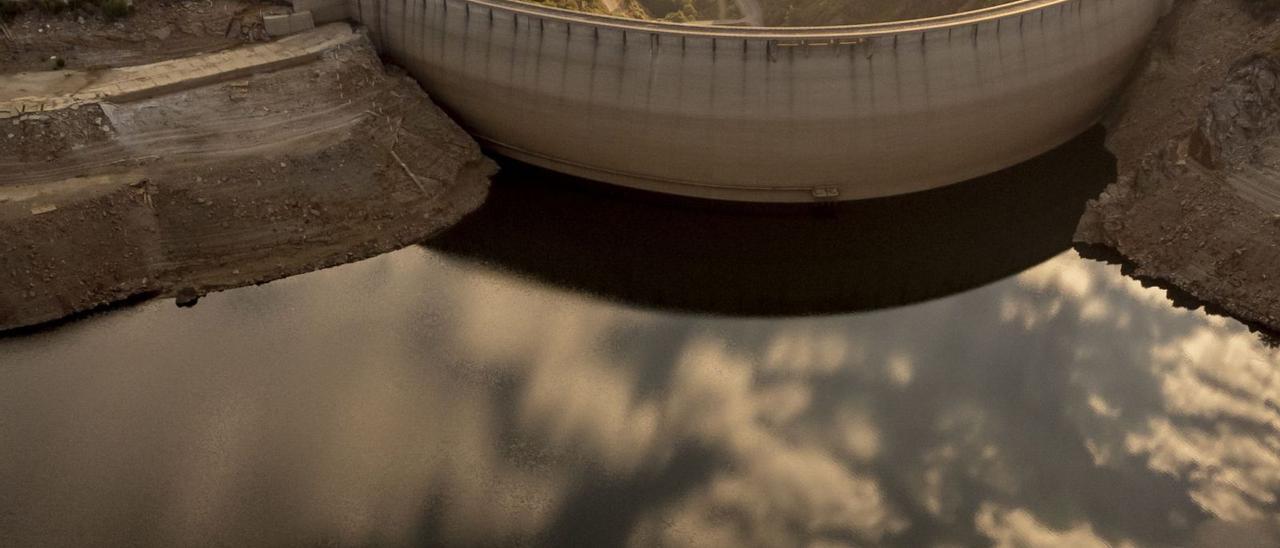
(1076, 0, 1280, 333)
(0, 29, 493, 332)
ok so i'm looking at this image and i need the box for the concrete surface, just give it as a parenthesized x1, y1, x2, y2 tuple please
(265, 11, 318, 36)
(263, 13, 294, 35)
(0, 23, 358, 117)
(353, 0, 1170, 201)
(293, 0, 348, 23)
(290, 10, 316, 32)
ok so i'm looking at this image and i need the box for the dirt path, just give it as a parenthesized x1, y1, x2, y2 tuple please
(0, 28, 493, 332)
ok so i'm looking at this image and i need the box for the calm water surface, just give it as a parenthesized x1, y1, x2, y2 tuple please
(3, 131, 1280, 547)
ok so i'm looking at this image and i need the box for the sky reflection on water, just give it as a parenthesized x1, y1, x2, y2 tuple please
(2, 246, 1279, 547)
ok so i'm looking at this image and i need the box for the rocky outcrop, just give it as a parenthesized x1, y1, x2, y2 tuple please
(1076, 0, 1280, 334)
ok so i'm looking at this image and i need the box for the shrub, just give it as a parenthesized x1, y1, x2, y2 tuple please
(36, 0, 70, 13)
(98, 0, 130, 18)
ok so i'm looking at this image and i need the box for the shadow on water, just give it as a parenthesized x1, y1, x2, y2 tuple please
(424, 126, 1117, 316)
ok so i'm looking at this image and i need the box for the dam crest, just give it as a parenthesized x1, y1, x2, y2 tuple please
(349, 0, 1169, 201)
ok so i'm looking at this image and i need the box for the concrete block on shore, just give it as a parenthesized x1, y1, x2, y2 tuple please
(263, 12, 316, 37)
(293, 0, 347, 22)
(290, 11, 316, 33)
(262, 14, 292, 37)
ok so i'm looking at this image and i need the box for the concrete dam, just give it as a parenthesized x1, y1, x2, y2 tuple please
(348, 0, 1169, 202)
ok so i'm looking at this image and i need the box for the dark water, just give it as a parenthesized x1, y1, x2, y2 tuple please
(3, 129, 1280, 547)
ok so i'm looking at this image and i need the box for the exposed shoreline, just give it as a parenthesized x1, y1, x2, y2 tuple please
(0, 11, 494, 332)
(6, 0, 1280, 335)
(1075, 0, 1280, 337)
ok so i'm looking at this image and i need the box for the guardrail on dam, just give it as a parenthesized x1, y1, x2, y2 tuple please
(349, 0, 1169, 202)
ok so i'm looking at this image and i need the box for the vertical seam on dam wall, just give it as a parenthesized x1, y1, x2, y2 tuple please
(359, 0, 1165, 201)
(372, 0, 1118, 109)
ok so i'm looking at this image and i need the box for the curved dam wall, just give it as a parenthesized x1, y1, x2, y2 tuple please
(351, 0, 1168, 202)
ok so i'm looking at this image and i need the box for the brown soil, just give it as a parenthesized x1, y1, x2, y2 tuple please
(1, 0, 284, 71)
(1076, 0, 1280, 335)
(1101, 0, 1279, 171)
(0, 23, 494, 331)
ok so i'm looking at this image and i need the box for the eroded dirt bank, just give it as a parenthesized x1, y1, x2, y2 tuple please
(0, 22, 493, 331)
(1076, 0, 1280, 333)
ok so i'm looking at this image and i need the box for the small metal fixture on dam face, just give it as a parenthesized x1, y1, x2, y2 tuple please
(351, 0, 1170, 202)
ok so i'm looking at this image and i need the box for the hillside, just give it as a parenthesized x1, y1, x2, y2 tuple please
(763, 0, 1012, 27)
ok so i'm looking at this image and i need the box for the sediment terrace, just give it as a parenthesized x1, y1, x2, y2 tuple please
(0, 23, 493, 331)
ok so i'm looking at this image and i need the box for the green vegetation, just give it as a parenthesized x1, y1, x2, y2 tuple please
(0, 0, 132, 19)
(527, 0, 649, 19)
(637, 0, 717, 22)
(0, 0, 73, 15)
(1, 0, 22, 17)
(525, 0, 727, 22)
(98, 0, 131, 18)
(531, 0, 611, 15)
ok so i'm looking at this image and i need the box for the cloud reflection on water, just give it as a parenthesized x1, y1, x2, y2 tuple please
(1, 248, 1278, 546)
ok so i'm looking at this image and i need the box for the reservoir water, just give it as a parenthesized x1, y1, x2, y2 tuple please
(2, 129, 1279, 546)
